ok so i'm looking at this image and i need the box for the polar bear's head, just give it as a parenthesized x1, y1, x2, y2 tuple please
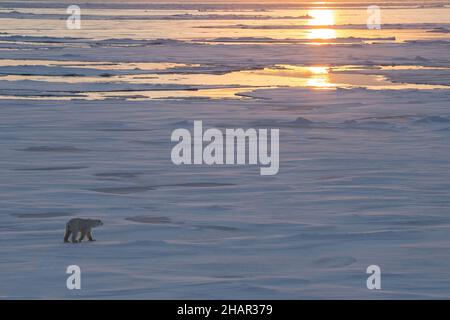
(93, 219, 103, 227)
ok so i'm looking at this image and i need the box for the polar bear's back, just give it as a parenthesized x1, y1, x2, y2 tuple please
(66, 218, 99, 230)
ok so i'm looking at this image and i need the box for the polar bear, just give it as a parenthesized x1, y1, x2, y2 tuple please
(64, 218, 103, 243)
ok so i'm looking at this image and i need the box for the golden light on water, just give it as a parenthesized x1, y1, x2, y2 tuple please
(307, 66, 329, 75)
(307, 9, 337, 40)
(305, 66, 333, 88)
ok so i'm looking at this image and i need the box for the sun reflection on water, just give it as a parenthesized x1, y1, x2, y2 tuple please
(305, 66, 334, 88)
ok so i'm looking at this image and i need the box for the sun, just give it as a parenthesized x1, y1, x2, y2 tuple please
(308, 9, 335, 26)
(307, 9, 337, 40)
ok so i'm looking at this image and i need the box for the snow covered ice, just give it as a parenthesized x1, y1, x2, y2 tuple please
(1, 0, 450, 299)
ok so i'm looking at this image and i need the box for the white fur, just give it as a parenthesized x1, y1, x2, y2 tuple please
(64, 218, 103, 243)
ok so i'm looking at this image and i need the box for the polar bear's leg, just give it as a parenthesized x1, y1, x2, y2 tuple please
(87, 230, 95, 241)
(71, 229, 79, 243)
(79, 229, 87, 242)
(64, 225, 71, 243)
